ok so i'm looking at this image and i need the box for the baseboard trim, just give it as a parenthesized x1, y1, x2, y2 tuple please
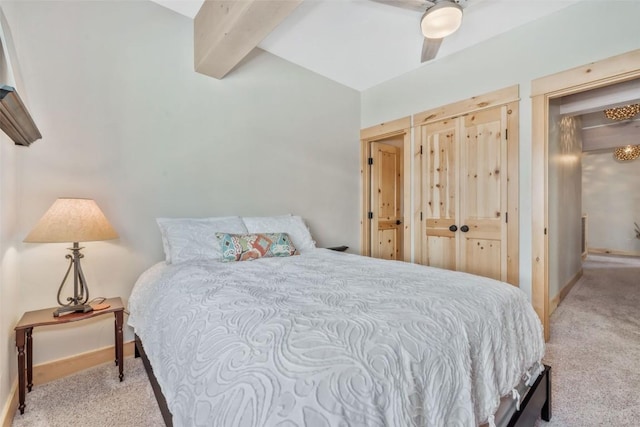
(0, 380, 17, 427)
(33, 341, 135, 386)
(1, 341, 134, 426)
(588, 248, 640, 257)
(550, 269, 583, 315)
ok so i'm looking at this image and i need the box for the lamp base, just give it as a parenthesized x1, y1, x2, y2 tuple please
(53, 304, 94, 318)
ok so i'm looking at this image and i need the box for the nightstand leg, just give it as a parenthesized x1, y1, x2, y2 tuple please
(15, 329, 26, 414)
(115, 310, 124, 381)
(114, 317, 118, 366)
(26, 328, 33, 392)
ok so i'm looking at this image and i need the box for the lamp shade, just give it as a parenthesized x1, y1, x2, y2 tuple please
(24, 198, 118, 243)
(421, 1, 463, 39)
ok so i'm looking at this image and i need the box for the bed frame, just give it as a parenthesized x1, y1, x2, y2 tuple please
(135, 334, 173, 427)
(135, 334, 551, 427)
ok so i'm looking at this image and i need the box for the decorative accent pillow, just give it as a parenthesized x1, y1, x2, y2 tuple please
(156, 217, 248, 264)
(241, 215, 316, 251)
(216, 232, 298, 262)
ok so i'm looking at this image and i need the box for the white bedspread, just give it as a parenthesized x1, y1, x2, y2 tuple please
(128, 249, 544, 427)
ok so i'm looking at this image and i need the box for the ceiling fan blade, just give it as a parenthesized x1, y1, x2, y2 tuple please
(421, 37, 442, 62)
(369, 0, 435, 13)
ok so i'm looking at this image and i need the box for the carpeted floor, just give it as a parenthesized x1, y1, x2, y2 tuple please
(538, 254, 640, 426)
(11, 254, 640, 426)
(11, 357, 164, 427)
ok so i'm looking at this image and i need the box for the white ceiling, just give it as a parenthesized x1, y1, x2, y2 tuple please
(152, 0, 582, 91)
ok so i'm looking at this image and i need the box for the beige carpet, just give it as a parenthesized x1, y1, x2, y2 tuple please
(11, 357, 164, 427)
(538, 254, 640, 426)
(12, 254, 640, 426)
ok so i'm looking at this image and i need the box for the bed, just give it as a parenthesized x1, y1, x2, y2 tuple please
(128, 216, 551, 427)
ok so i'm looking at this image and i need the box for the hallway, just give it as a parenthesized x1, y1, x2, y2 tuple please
(540, 254, 640, 425)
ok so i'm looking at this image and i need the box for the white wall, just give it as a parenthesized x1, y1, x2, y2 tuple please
(0, 5, 22, 416)
(0, 0, 360, 383)
(548, 111, 583, 299)
(0, 124, 19, 421)
(361, 1, 640, 298)
(583, 150, 640, 254)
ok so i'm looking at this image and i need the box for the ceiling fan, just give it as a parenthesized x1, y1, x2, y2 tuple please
(373, 0, 467, 62)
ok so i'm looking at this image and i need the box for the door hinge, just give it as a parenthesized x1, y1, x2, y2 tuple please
(368, 157, 373, 165)
(505, 212, 508, 223)
(505, 129, 508, 140)
(420, 211, 423, 221)
(368, 212, 373, 220)
(544, 227, 547, 235)
(420, 145, 423, 155)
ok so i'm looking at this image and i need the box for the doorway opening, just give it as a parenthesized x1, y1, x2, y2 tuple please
(547, 81, 640, 316)
(531, 48, 640, 341)
(360, 117, 411, 262)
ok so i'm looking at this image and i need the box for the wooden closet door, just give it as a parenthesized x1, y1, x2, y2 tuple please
(459, 106, 508, 281)
(420, 105, 508, 281)
(371, 142, 403, 260)
(421, 119, 458, 270)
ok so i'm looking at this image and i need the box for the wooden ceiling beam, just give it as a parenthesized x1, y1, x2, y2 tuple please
(194, 0, 302, 79)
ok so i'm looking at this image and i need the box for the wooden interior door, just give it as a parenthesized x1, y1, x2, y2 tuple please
(421, 119, 458, 270)
(370, 142, 403, 260)
(459, 106, 508, 281)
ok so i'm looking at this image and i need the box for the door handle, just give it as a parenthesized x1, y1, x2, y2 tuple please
(396, 220, 402, 225)
(449, 225, 458, 232)
(460, 225, 469, 233)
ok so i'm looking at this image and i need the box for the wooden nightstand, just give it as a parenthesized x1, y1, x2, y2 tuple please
(14, 297, 125, 414)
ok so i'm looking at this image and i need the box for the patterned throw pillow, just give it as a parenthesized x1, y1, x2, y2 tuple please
(216, 232, 298, 262)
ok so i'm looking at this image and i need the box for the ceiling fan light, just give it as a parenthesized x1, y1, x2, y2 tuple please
(421, 1, 463, 39)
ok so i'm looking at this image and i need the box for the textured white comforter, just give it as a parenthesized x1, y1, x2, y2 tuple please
(128, 249, 544, 427)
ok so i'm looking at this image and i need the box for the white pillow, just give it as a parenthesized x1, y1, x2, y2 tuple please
(242, 215, 316, 251)
(156, 217, 248, 264)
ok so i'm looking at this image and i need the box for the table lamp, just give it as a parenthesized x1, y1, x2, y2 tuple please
(24, 198, 118, 317)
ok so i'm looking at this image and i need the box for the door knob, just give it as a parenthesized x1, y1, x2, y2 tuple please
(460, 225, 469, 232)
(396, 220, 402, 225)
(449, 225, 458, 232)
